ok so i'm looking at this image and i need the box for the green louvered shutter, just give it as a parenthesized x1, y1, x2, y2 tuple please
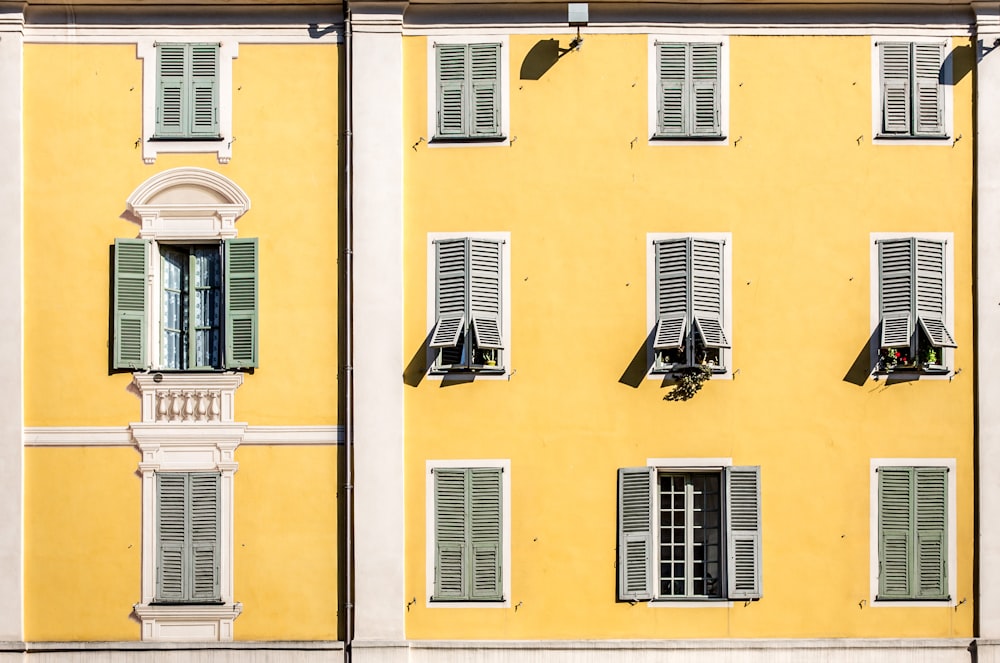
(224, 238, 258, 368)
(913, 43, 944, 137)
(881, 42, 911, 135)
(656, 43, 687, 136)
(692, 238, 729, 349)
(155, 44, 187, 137)
(113, 238, 148, 370)
(469, 239, 503, 353)
(437, 44, 468, 137)
(879, 467, 914, 598)
(470, 43, 501, 138)
(878, 238, 915, 349)
(915, 467, 948, 599)
(653, 238, 689, 350)
(618, 467, 654, 601)
(190, 473, 221, 601)
(691, 43, 721, 136)
(915, 239, 956, 348)
(431, 239, 468, 351)
(189, 43, 220, 138)
(469, 467, 503, 601)
(434, 468, 468, 600)
(725, 466, 761, 599)
(156, 473, 187, 601)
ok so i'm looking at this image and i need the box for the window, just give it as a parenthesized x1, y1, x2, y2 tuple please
(427, 37, 509, 144)
(649, 235, 731, 373)
(154, 43, 220, 140)
(875, 235, 956, 373)
(875, 40, 948, 139)
(872, 462, 954, 603)
(113, 238, 258, 371)
(617, 465, 761, 601)
(428, 236, 506, 373)
(431, 466, 504, 602)
(653, 41, 722, 138)
(138, 40, 237, 163)
(156, 472, 221, 603)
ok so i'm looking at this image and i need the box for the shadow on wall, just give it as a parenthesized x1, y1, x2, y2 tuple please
(520, 39, 562, 80)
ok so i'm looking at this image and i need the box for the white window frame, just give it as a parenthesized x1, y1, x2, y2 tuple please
(868, 458, 957, 607)
(645, 457, 735, 608)
(869, 232, 955, 379)
(125, 167, 251, 372)
(870, 36, 953, 145)
(646, 232, 733, 378)
(425, 231, 511, 379)
(425, 459, 512, 608)
(647, 34, 730, 146)
(426, 35, 511, 147)
(138, 38, 238, 164)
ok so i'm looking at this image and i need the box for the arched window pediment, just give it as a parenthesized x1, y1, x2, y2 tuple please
(126, 167, 251, 240)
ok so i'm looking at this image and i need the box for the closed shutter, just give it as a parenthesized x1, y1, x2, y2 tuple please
(692, 239, 730, 349)
(156, 473, 187, 601)
(914, 467, 948, 599)
(113, 239, 149, 370)
(617, 467, 654, 601)
(190, 473, 221, 601)
(470, 43, 501, 137)
(224, 238, 258, 368)
(469, 467, 503, 600)
(880, 42, 911, 134)
(690, 43, 721, 136)
(437, 44, 468, 137)
(879, 467, 914, 598)
(155, 43, 187, 137)
(433, 468, 467, 600)
(656, 43, 688, 136)
(913, 43, 944, 136)
(431, 239, 468, 349)
(189, 43, 220, 138)
(878, 238, 914, 348)
(725, 466, 761, 599)
(653, 239, 689, 349)
(469, 239, 503, 351)
(915, 239, 956, 348)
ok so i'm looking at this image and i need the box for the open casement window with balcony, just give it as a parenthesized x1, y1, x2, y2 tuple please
(155, 43, 220, 140)
(432, 467, 503, 602)
(156, 472, 221, 604)
(430, 237, 504, 373)
(652, 237, 729, 373)
(877, 466, 948, 600)
(877, 237, 955, 373)
(617, 466, 761, 602)
(878, 41, 945, 138)
(434, 42, 502, 141)
(654, 42, 722, 138)
(112, 238, 258, 371)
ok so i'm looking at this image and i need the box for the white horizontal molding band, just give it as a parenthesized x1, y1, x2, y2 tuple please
(404, 23, 971, 36)
(24, 425, 344, 447)
(25, 28, 343, 43)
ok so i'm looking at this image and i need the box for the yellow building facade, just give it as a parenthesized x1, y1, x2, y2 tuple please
(3, 0, 999, 661)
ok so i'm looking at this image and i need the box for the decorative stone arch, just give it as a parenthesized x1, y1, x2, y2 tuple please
(127, 167, 251, 241)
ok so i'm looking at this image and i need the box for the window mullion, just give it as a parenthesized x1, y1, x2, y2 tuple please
(684, 478, 694, 597)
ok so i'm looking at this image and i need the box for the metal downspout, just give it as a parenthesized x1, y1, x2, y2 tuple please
(342, 2, 355, 661)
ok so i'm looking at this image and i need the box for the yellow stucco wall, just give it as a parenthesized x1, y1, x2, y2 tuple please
(23, 43, 342, 427)
(403, 34, 974, 639)
(23, 42, 342, 641)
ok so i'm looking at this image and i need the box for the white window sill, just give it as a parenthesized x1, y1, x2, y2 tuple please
(134, 602, 242, 641)
(648, 599, 734, 608)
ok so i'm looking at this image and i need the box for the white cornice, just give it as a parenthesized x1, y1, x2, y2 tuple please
(24, 425, 344, 446)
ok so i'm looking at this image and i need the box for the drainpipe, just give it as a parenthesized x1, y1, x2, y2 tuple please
(342, 1, 355, 661)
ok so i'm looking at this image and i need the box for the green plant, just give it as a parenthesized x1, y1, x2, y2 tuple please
(480, 348, 497, 365)
(923, 347, 938, 365)
(665, 364, 712, 402)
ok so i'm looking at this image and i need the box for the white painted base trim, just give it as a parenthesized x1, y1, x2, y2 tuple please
(132, 604, 242, 642)
(24, 426, 344, 447)
(350, 639, 975, 663)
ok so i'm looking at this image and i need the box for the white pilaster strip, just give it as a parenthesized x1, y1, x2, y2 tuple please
(0, 1, 24, 643)
(350, 1, 407, 644)
(975, 1, 1000, 638)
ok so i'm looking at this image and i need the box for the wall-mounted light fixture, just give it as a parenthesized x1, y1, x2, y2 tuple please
(568, 3, 588, 50)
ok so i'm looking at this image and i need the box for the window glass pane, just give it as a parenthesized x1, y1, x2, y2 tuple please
(658, 471, 723, 598)
(161, 248, 188, 370)
(193, 246, 221, 368)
